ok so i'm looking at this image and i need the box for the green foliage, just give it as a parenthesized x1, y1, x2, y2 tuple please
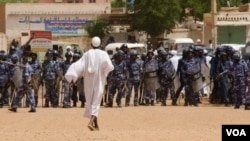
(131, 0, 181, 36)
(84, 17, 109, 39)
(111, 0, 125, 8)
(242, 0, 250, 4)
(180, 0, 211, 21)
(220, 0, 243, 6)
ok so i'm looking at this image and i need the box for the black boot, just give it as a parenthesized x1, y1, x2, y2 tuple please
(172, 99, 177, 106)
(43, 100, 49, 108)
(88, 115, 96, 131)
(161, 101, 167, 106)
(145, 99, 150, 106)
(35, 96, 38, 107)
(81, 102, 85, 108)
(151, 100, 155, 106)
(8, 107, 17, 112)
(73, 102, 77, 107)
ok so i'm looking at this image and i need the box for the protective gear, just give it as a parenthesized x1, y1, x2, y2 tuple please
(116, 50, 124, 56)
(11, 39, 19, 46)
(9, 46, 16, 54)
(130, 50, 137, 56)
(74, 49, 81, 55)
(73, 53, 80, 59)
(188, 45, 195, 50)
(147, 49, 154, 56)
(91, 36, 101, 47)
(233, 53, 240, 61)
(66, 45, 71, 50)
(11, 54, 18, 62)
(0, 53, 5, 61)
(141, 52, 147, 60)
(220, 52, 227, 57)
(45, 49, 53, 57)
(161, 50, 168, 56)
(187, 48, 194, 53)
(65, 52, 73, 57)
(30, 52, 37, 58)
(53, 50, 59, 56)
(120, 44, 128, 49)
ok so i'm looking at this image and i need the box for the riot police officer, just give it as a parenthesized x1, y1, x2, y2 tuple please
(61, 52, 73, 108)
(42, 50, 58, 107)
(125, 50, 142, 106)
(106, 50, 127, 107)
(158, 50, 176, 106)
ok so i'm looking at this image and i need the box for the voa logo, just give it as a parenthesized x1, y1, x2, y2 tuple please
(226, 129, 247, 136)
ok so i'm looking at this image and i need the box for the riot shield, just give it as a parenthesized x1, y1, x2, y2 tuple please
(11, 67, 22, 88)
(192, 63, 210, 93)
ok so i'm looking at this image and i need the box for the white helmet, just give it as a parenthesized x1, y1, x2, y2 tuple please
(196, 39, 201, 43)
(91, 36, 101, 47)
(66, 45, 71, 50)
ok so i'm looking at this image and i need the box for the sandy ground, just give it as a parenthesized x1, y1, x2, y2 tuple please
(1, 95, 250, 141)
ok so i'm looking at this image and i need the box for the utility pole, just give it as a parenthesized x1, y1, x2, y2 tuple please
(211, 0, 217, 48)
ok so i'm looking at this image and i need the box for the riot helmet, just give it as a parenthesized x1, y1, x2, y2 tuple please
(73, 53, 80, 60)
(130, 50, 138, 56)
(53, 50, 59, 56)
(233, 53, 241, 62)
(11, 39, 19, 46)
(11, 54, 18, 63)
(116, 50, 125, 56)
(65, 51, 73, 58)
(141, 52, 147, 60)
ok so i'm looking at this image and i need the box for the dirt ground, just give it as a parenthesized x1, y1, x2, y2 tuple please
(1, 95, 250, 141)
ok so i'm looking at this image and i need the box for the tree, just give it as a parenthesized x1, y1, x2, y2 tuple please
(129, 0, 181, 48)
(179, 0, 211, 22)
(84, 17, 109, 40)
(111, 0, 126, 8)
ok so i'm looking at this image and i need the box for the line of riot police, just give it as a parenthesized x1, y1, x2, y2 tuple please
(0, 37, 86, 111)
(1, 38, 250, 110)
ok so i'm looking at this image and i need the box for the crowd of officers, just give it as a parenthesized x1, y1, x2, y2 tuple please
(1, 38, 250, 112)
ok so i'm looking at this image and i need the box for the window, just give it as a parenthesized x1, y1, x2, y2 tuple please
(89, 0, 96, 3)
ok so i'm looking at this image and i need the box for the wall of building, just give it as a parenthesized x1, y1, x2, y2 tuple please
(3, 3, 111, 50)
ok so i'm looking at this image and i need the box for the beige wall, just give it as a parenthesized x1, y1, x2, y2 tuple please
(3, 3, 111, 50)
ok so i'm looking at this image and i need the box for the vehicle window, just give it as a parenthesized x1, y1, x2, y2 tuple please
(107, 50, 113, 56)
(176, 43, 193, 49)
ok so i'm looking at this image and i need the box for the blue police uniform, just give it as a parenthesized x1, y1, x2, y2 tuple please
(215, 58, 232, 105)
(0, 59, 10, 107)
(125, 58, 142, 106)
(181, 57, 200, 106)
(158, 58, 176, 106)
(28, 58, 42, 107)
(107, 59, 127, 107)
(230, 59, 248, 108)
(42, 59, 58, 107)
(10, 61, 36, 112)
(143, 57, 159, 105)
(62, 59, 72, 108)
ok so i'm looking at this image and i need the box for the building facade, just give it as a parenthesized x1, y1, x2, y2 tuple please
(0, 2, 111, 51)
(204, 4, 250, 46)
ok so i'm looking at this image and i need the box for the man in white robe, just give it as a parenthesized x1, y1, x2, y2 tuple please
(65, 36, 114, 131)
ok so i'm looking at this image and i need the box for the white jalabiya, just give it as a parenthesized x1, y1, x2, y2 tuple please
(65, 48, 114, 118)
(169, 55, 179, 71)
